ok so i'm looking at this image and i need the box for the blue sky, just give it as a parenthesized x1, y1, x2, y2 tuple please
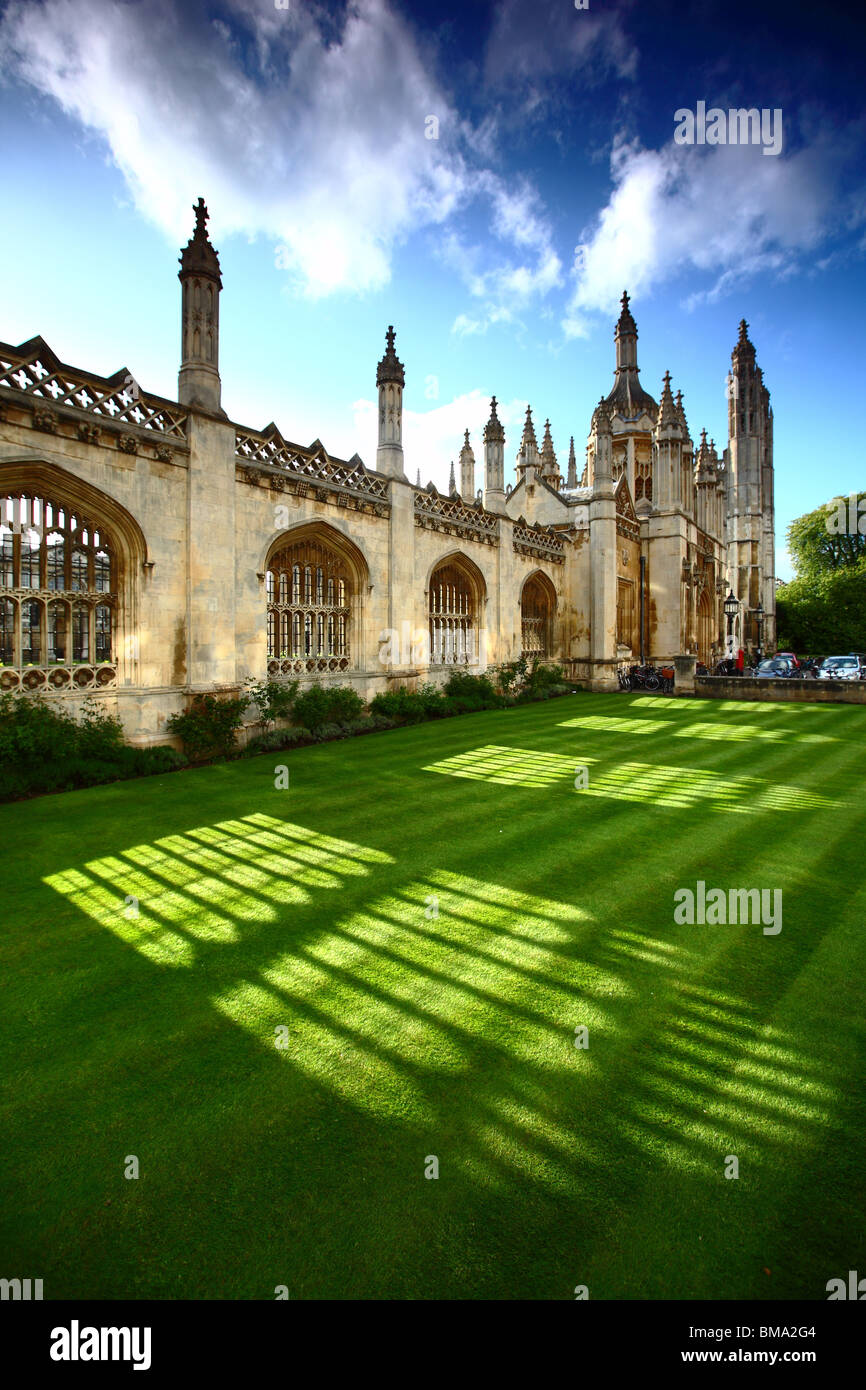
(1, 0, 864, 578)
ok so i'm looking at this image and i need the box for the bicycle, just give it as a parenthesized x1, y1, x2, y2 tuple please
(628, 664, 661, 691)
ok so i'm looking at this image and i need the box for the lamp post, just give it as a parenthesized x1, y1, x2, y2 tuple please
(724, 590, 739, 661)
(755, 601, 764, 663)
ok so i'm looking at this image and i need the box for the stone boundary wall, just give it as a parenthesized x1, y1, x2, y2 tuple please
(694, 676, 866, 704)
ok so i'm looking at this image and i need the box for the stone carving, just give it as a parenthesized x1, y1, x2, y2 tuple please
(33, 406, 58, 434)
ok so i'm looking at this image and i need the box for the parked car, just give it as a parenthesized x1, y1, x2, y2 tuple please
(754, 657, 799, 679)
(817, 655, 866, 681)
(775, 651, 801, 669)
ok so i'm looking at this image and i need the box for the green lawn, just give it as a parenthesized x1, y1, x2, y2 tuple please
(2, 691, 865, 1300)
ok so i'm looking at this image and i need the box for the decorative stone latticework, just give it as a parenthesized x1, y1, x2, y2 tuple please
(414, 488, 499, 545)
(235, 428, 391, 508)
(512, 522, 566, 563)
(0, 340, 188, 438)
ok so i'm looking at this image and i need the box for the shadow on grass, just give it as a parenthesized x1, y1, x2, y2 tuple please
(2, 693, 865, 1298)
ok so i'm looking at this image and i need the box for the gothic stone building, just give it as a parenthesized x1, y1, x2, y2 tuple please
(0, 200, 776, 746)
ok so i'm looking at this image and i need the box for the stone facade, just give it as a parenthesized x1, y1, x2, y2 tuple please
(0, 203, 776, 745)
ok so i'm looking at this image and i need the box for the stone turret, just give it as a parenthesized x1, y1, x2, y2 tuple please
(566, 436, 577, 489)
(178, 197, 223, 412)
(725, 317, 775, 648)
(376, 325, 405, 479)
(459, 429, 475, 501)
(483, 396, 506, 511)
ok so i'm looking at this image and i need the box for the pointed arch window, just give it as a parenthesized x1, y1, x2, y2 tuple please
(521, 574, 555, 658)
(0, 491, 118, 692)
(429, 559, 479, 665)
(635, 458, 653, 502)
(267, 534, 354, 674)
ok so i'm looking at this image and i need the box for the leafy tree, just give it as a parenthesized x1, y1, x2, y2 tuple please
(776, 558, 866, 655)
(787, 492, 865, 577)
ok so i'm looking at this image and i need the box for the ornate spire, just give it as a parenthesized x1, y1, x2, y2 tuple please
(515, 405, 540, 480)
(376, 324, 405, 387)
(566, 436, 577, 488)
(657, 371, 679, 428)
(483, 395, 505, 443)
(539, 417, 554, 466)
(178, 197, 222, 285)
(448, 460, 457, 496)
(617, 289, 637, 336)
(732, 316, 756, 365)
(674, 389, 689, 435)
(605, 289, 657, 417)
(695, 427, 716, 483)
(178, 196, 223, 410)
(459, 429, 475, 500)
(593, 396, 611, 434)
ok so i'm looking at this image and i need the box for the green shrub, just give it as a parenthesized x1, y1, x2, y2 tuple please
(166, 693, 250, 760)
(314, 722, 348, 742)
(369, 688, 425, 723)
(132, 746, 189, 776)
(75, 697, 126, 760)
(366, 713, 398, 730)
(495, 657, 528, 694)
(0, 693, 173, 801)
(324, 686, 364, 724)
(447, 694, 483, 714)
(417, 683, 450, 717)
(244, 677, 298, 731)
(291, 684, 362, 731)
(443, 670, 500, 707)
(291, 685, 332, 731)
(526, 659, 564, 694)
(244, 727, 312, 756)
(340, 718, 374, 736)
(0, 691, 78, 765)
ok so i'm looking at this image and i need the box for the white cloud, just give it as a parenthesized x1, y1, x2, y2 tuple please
(439, 174, 563, 334)
(563, 126, 864, 336)
(0, 0, 470, 297)
(0, 0, 567, 324)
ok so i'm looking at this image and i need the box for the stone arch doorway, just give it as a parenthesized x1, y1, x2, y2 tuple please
(697, 586, 714, 667)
